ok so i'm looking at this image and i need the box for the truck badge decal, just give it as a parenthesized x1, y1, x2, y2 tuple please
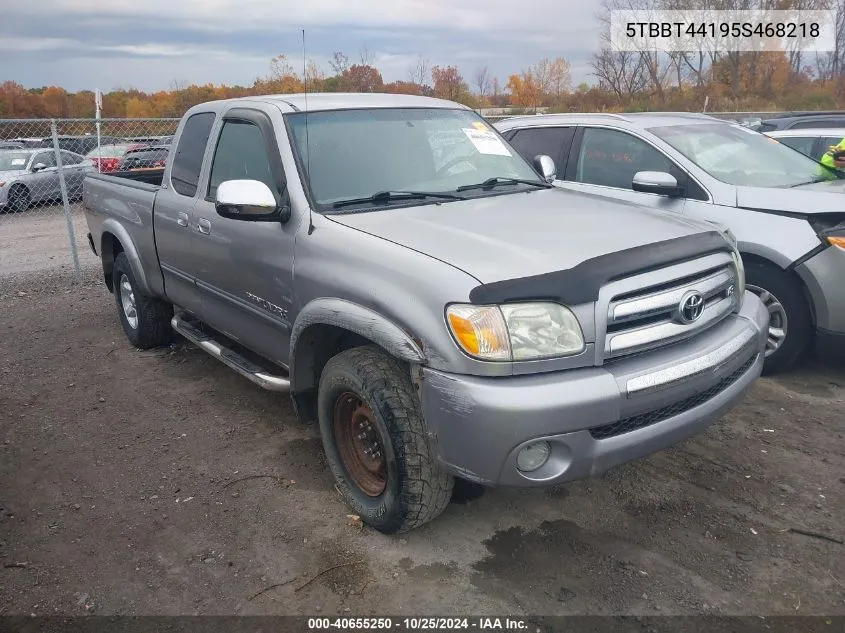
(245, 292, 287, 319)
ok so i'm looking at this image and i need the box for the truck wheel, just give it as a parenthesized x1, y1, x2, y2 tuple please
(8, 185, 30, 213)
(112, 252, 173, 349)
(317, 345, 454, 534)
(745, 261, 811, 375)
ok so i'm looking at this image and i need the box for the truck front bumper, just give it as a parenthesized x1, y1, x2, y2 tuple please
(420, 291, 768, 487)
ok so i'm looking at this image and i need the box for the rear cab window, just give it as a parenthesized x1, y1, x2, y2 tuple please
(170, 112, 216, 197)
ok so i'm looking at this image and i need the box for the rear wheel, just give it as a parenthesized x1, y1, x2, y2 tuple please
(112, 252, 173, 349)
(745, 261, 811, 375)
(7, 185, 30, 213)
(317, 345, 454, 534)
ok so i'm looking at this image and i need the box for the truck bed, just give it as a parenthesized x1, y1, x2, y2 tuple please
(87, 168, 165, 188)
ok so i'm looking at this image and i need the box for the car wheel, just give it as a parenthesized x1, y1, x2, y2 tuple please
(317, 345, 454, 534)
(8, 185, 30, 213)
(745, 261, 812, 375)
(112, 252, 173, 349)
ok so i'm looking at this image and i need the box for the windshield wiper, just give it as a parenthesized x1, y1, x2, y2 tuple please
(789, 176, 830, 187)
(456, 177, 553, 192)
(332, 190, 465, 209)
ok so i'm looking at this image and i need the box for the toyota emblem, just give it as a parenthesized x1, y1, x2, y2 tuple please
(677, 291, 705, 324)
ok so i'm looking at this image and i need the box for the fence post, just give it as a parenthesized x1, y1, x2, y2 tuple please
(50, 119, 82, 282)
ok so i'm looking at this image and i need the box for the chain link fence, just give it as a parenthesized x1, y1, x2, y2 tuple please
(0, 117, 179, 285)
(1, 111, 790, 286)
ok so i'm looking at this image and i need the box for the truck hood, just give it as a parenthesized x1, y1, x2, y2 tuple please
(736, 183, 845, 215)
(328, 188, 719, 283)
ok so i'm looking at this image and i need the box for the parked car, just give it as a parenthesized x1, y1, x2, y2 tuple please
(765, 128, 845, 162)
(0, 142, 26, 150)
(40, 135, 122, 156)
(82, 94, 768, 533)
(115, 145, 170, 171)
(0, 148, 93, 212)
(494, 112, 845, 373)
(85, 143, 143, 173)
(123, 135, 175, 145)
(753, 111, 845, 132)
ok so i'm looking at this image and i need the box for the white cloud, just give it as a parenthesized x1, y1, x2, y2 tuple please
(4, 0, 601, 90)
(18, 0, 597, 38)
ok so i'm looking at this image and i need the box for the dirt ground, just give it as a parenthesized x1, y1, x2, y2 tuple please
(0, 269, 843, 618)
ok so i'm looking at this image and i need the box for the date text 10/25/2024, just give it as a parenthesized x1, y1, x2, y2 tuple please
(307, 617, 532, 631)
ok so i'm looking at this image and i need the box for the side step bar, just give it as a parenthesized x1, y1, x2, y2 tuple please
(171, 313, 291, 392)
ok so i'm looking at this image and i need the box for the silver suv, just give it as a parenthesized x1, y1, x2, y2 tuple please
(495, 113, 845, 373)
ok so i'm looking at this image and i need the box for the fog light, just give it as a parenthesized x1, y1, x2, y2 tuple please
(516, 441, 551, 472)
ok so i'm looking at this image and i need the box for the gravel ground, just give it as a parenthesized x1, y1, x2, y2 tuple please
(0, 205, 95, 284)
(0, 246, 843, 618)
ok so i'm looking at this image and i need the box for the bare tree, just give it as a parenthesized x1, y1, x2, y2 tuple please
(473, 66, 491, 95)
(592, 47, 649, 100)
(328, 52, 350, 76)
(408, 54, 431, 86)
(359, 45, 375, 66)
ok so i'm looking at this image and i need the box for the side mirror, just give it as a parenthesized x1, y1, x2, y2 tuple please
(214, 179, 290, 222)
(31, 163, 47, 173)
(532, 155, 557, 183)
(632, 171, 684, 197)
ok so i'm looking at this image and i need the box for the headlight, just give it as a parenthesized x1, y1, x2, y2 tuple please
(446, 302, 585, 361)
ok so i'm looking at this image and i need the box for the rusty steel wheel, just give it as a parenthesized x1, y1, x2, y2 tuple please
(332, 392, 387, 497)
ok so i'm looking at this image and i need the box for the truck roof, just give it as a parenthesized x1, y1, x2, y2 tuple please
(215, 92, 471, 113)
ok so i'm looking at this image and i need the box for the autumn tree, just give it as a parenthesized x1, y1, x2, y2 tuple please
(507, 73, 541, 109)
(384, 81, 423, 95)
(41, 86, 69, 117)
(340, 64, 384, 92)
(431, 65, 469, 102)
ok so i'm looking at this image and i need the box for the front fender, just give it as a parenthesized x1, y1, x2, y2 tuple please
(100, 218, 152, 296)
(289, 298, 426, 392)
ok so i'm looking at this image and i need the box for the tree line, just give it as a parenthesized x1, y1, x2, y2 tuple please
(1, 0, 845, 119)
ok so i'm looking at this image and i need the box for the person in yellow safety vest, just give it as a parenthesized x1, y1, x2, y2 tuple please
(819, 138, 845, 173)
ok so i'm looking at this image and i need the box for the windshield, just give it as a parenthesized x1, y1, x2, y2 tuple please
(648, 123, 843, 187)
(87, 145, 130, 158)
(0, 152, 31, 170)
(286, 107, 542, 209)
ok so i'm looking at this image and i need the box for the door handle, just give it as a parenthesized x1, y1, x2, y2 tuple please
(177, 212, 189, 227)
(197, 218, 211, 235)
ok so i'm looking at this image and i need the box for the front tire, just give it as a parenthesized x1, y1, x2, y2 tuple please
(112, 252, 173, 349)
(745, 261, 811, 375)
(317, 345, 454, 534)
(8, 185, 30, 213)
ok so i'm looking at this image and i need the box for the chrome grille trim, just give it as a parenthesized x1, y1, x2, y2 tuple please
(601, 258, 738, 361)
(610, 268, 734, 323)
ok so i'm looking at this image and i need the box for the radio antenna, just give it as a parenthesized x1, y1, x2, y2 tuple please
(302, 28, 314, 235)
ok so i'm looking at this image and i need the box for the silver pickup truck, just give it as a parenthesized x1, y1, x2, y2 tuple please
(82, 93, 769, 533)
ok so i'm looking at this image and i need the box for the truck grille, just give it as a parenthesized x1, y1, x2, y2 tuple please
(604, 263, 738, 360)
(589, 353, 757, 440)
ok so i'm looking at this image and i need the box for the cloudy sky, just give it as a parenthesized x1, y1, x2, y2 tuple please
(4, 0, 601, 92)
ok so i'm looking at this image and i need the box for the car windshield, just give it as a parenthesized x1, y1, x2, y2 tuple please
(286, 107, 542, 209)
(87, 145, 130, 158)
(0, 152, 31, 170)
(648, 123, 844, 187)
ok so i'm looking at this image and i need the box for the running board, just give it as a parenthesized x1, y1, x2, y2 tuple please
(170, 314, 291, 392)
